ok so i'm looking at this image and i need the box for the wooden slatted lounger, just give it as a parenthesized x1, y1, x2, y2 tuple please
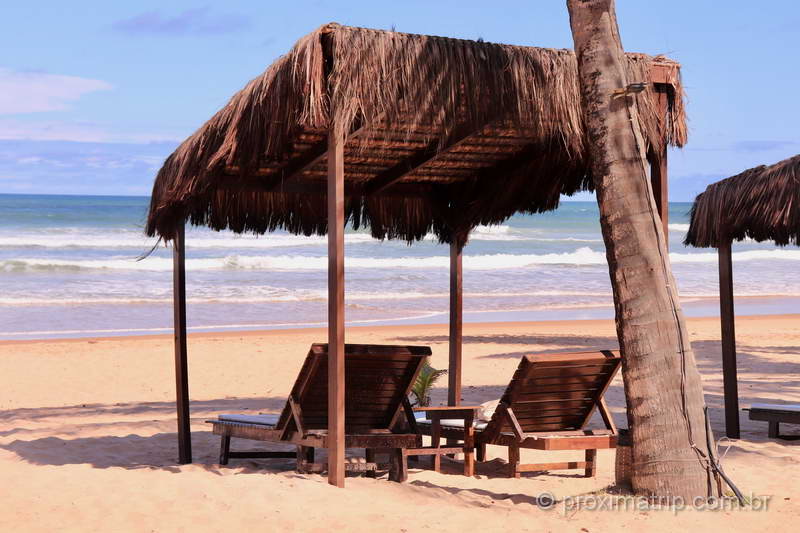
(745, 403, 800, 439)
(417, 350, 621, 477)
(207, 343, 430, 481)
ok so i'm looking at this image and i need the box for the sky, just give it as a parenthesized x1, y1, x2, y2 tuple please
(0, 1, 797, 200)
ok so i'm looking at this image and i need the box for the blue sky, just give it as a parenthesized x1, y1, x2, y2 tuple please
(0, 1, 797, 199)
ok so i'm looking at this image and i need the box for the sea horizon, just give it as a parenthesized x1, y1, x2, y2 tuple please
(2, 192, 799, 341)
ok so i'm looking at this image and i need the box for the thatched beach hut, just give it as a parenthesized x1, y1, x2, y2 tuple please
(146, 23, 686, 487)
(685, 153, 800, 438)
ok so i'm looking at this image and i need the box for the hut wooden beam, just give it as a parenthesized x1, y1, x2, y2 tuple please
(718, 238, 740, 438)
(217, 180, 435, 198)
(327, 125, 346, 488)
(365, 126, 480, 195)
(172, 223, 192, 464)
(448, 241, 463, 406)
(255, 119, 376, 192)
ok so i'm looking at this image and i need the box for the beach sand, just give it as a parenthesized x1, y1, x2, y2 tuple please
(1, 315, 798, 531)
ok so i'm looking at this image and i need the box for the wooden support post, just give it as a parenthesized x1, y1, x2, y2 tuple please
(448, 241, 463, 406)
(327, 126, 346, 488)
(718, 239, 740, 438)
(172, 223, 192, 464)
(649, 84, 670, 248)
(650, 147, 669, 246)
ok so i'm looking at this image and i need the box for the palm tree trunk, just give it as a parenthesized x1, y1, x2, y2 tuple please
(566, 0, 716, 499)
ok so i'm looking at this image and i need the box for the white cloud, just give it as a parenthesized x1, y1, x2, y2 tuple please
(0, 118, 182, 143)
(0, 68, 113, 114)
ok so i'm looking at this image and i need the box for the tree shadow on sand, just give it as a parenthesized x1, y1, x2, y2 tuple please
(0, 430, 301, 473)
(389, 333, 619, 352)
(0, 396, 298, 472)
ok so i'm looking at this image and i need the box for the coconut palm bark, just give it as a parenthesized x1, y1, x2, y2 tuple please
(566, 0, 716, 498)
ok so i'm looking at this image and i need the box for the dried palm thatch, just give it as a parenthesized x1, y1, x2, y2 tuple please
(146, 23, 686, 243)
(685, 154, 800, 248)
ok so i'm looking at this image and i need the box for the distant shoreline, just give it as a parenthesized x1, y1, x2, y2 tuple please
(2, 312, 798, 345)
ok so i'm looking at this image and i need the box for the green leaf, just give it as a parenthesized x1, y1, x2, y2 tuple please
(410, 361, 447, 407)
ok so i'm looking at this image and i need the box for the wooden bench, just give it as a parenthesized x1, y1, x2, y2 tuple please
(746, 403, 800, 439)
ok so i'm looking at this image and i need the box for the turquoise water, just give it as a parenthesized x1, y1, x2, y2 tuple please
(1, 193, 798, 339)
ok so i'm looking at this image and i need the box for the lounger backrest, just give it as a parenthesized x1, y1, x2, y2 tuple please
(276, 343, 430, 433)
(488, 350, 621, 433)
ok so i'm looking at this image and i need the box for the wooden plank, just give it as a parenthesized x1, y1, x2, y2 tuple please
(510, 399, 594, 410)
(526, 375, 611, 387)
(219, 179, 434, 198)
(518, 366, 618, 380)
(403, 446, 464, 456)
(748, 409, 800, 425)
(227, 451, 297, 459)
(448, 241, 463, 407)
(524, 435, 617, 451)
(527, 358, 620, 369)
(509, 390, 597, 402)
(327, 125, 346, 488)
(517, 461, 588, 472)
(597, 398, 617, 433)
(718, 239, 740, 438)
(172, 223, 192, 464)
(579, 357, 622, 428)
(288, 396, 305, 437)
(649, 62, 679, 85)
(365, 125, 480, 194)
(525, 350, 619, 364)
(509, 413, 585, 424)
(504, 406, 525, 441)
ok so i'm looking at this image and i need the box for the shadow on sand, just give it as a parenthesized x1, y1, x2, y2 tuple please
(2, 337, 797, 477)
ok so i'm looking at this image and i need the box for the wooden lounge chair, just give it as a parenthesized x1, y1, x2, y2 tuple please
(417, 350, 621, 477)
(207, 343, 430, 481)
(745, 403, 800, 439)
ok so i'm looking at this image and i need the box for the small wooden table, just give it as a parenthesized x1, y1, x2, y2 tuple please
(409, 406, 481, 476)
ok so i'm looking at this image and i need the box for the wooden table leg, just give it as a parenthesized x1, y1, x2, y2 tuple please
(431, 417, 442, 473)
(768, 421, 780, 438)
(219, 435, 231, 465)
(463, 414, 475, 477)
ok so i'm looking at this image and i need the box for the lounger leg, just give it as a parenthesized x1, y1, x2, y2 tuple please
(508, 445, 520, 478)
(365, 449, 377, 479)
(388, 448, 408, 483)
(297, 446, 314, 473)
(476, 442, 487, 462)
(584, 449, 597, 478)
(463, 418, 475, 477)
(219, 435, 231, 465)
(768, 421, 780, 438)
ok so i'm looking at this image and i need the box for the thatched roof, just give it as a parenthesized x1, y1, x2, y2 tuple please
(685, 154, 800, 248)
(146, 23, 686, 244)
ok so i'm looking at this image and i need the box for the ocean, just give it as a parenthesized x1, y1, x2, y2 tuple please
(1, 193, 798, 340)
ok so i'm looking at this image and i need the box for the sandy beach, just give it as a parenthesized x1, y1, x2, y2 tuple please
(1, 314, 798, 531)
